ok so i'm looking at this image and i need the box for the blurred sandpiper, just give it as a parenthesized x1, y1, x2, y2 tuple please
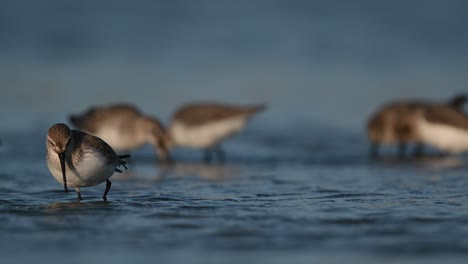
(167, 102, 267, 163)
(69, 104, 170, 162)
(367, 94, 468, 158)
(46, 123, 130, 201)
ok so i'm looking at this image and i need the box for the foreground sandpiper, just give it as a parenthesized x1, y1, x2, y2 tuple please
(367, 94, 468, 158)
(46, 123, 130, 201)
(69, 104, 170, 162)
(167, 102, 267, 162)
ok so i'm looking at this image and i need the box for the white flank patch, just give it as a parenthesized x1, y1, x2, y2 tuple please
(417, 118, 468, 154)
(170, 117, 247, 148)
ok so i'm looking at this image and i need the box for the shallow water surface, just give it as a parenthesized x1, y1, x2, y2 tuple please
(1, 127, 468, 263)
(1, 1, 468, 263)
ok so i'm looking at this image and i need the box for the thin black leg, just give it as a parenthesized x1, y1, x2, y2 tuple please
(102, 179, 112, 201)
(75, 187, 83, 201)
(370, 142, 379, 159)
(398, 143, 406, 159)
(215, 146, 226, 163)
(203, 149, 213, 163)
(413, 144, 424, 157)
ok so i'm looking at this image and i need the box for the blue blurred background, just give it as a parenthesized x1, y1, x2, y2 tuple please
(3, 3, 468, 263)
(1, 0, 468, 131)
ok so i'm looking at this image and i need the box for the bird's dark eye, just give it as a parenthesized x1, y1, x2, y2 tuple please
(48, 140, 55, 147)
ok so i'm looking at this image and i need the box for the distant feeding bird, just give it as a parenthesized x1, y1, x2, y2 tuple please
(167, 102, 267, 163)
(70, 102, 267, 163)
(69, 104, 170, 162)
(46, 123, 130, 201)
(367, 94, 468, 158)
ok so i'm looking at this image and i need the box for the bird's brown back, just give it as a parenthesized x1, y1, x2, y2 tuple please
(423, 104, 468, 130)
(71, 130, 123, 165)
(172, 102, 266, 127)
(70, 104, 142, 133)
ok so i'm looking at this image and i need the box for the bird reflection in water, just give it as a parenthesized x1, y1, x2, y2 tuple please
(157, 162, 239, 181)
(374, 153, 468, 169)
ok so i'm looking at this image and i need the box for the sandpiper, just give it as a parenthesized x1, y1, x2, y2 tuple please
(167, 102, 267, 162)
(46, 123, 130, 201)
(367, 94, 468, 158)
(69, 104, 170, 162)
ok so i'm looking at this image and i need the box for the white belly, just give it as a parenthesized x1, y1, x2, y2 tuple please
(48, 152, 116, 187)
(170, 118, 247, 149)
(417, 119, 468, 153)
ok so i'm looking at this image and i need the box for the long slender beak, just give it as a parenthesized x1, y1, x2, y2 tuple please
(58, 152, 68, 193)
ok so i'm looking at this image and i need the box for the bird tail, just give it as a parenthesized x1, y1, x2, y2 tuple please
(448, 94, 468, 109)
(245, 103, 268, 116)
(68, 114, 83, 128)
(115, 155, 131, 172)
(244, 104, 267, 117)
